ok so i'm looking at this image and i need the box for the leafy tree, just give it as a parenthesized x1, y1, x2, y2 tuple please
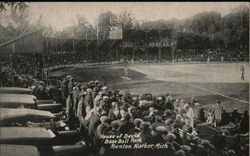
(97, 11, 117, 39)
(117, 10, 135, 29)
(0, 2, 29, 41)
(0, 2, 28, 12)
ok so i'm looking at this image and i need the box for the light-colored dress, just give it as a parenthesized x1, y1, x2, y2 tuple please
(214, 104, 222, 120)
(187, 108, 194, 128)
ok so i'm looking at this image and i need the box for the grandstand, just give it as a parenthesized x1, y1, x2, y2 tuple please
(0, 26, 176, 70)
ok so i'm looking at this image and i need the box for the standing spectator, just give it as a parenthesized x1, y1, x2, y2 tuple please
(65, 77, 74, 121)
(77, 89, 87, 120)
(231, 109, 241, 125)
(240, 65, 245, 80)
(88, 107, 103, 138)
(184, 103, 194, 128)
(84, 88, 94, 119)
(213, 101, 222, 126)
(182, 119, 193, 133)
(239, 110, 249, 133)
(173, 99, 180, 113)
(221, 109, 230, 125)
(94, 91, 104, 107)
(195, 103, 206, 122)
(72, 83, 81, 115)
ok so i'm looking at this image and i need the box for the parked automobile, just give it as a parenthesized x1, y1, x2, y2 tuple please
(0, 108, 66, 130)
(0, 144, 40, 156)
(0, 127, 85, 156)
(0, 94, 62, 112)
(0, 94, 37, 109)
(0, 87, 32, 94)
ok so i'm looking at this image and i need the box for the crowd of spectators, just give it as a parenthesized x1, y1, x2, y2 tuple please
(59, 75, 249, 156)
(1, 51, 249, 155)
(0, 65, 40, 88)
(0, 55, 42, 87)
(175, 48, 249, 62)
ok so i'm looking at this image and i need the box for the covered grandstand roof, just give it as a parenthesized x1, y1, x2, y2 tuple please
(0, 25, 42, 47)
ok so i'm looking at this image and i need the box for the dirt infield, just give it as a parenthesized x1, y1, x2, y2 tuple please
(50, 62, 249, 113)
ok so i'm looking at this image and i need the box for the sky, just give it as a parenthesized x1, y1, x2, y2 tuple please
(26, 2, 249, 31)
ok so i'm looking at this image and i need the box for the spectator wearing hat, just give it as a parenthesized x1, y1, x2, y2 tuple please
(166, 133, 176, 143)
(239, 110, 249, 133)
(84, 88, 94, 114)
(212, 131, 227, 152)
(72, 83, 81, 115)
(96, 116, 111, 137)
(182, 119, 193, 133)
(65, 77, 74, 121)
(88, 107, 103, 138)
(92, 86, 99, 101)
(99, 96, 110, 114)
(94, 91, 104, 107)
(194, 144, 207, 156)
(101, 86, 109, 95)
(147, 107, 158, 123)
(77, 91, 87, 120)
(201, 140, 215, 155)
(163, 109, 173, 120)
(173, 99, 180, 113)
(165, 119, 174, 132)
(206, 111, 215, 125)
(153, 126, 167, 143)
(106, 120, 120, 135)
(174, 114, 185, 129)
(164, 94, 173, 110)
(196, 103, 206, 123)
(184, 103, 194, 128)
(140, 122, 154, 144)
(230, 108, 241, 125)
(117, 111, 135, 134)
(151, 116, 165, 131)
(128, 106, 139, 122)
(130, 118, 143, 134)
(181, 145, 192, 156)
(108, 102, 120, 121)
(175, 150, 186, 156)
(213, 101, 222, 126)
(221, 109, 230, 125)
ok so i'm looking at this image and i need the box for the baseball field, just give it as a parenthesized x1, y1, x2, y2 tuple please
(50, 62, 249, 113)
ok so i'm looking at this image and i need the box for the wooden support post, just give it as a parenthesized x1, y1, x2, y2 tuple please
(116, 47, 118, 61)
(159, 47, 162, 60)
(132, 47, 135, 59)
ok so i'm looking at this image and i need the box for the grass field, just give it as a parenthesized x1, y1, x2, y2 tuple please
(50, 62, 249, 113)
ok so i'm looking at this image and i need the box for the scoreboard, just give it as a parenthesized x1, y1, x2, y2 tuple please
(109, 28, 123, 40)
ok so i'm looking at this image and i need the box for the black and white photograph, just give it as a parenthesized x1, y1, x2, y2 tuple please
(0, 2, 249, 156)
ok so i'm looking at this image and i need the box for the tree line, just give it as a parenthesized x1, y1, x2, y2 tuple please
(0, 2, 249, 50)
